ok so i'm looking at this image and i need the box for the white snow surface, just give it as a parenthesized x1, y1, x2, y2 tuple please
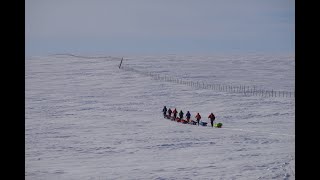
(26, 54, 295, 180)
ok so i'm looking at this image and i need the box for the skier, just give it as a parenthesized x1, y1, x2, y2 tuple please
(185, 111, 191, 122)
(208, 112, 216, 127)
(195, 113, 201, 126)
(168, 108, 172, 117)
(179, 110, 184, 120)
(172, 108, 178, 119)
(162, 106, 167, 117)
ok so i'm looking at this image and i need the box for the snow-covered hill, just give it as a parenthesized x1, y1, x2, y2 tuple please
(25, 54, 295, 180)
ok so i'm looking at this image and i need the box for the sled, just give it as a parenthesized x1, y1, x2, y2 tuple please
(181, 119, 188, 124)
(200, 122, 207, 126)
(213, 123, 223, 128)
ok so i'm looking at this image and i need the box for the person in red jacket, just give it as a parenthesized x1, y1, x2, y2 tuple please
(208, 113, 216, 127)
(195, 113, 201, 126)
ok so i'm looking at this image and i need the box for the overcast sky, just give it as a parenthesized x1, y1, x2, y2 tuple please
(25, 0, 294, 56)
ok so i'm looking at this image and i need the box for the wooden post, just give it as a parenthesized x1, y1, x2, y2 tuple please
(118, 57, 123, 69)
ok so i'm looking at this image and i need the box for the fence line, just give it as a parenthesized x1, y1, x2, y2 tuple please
(120, 65, 294, 99)
(51, 53, 121, 59)
(48, 54, 294, 99)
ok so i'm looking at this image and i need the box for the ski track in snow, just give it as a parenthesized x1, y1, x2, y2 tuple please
(26, 54, 295, 180)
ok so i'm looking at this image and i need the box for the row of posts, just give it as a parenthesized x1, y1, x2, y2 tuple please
(120, 66, 295, 98)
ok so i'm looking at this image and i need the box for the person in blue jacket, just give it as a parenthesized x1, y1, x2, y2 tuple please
(185, 111, 191, 122)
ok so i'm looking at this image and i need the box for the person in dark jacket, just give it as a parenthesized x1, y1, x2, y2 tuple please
(208, 112, 216, 127)
(162, 106, 167, 117)
(172, 108, 178, 119)
(185, 111, 191, 122)
(179, 110, 184, 120)
(168, 108, 172, 117)
(195, 113, 201, 126)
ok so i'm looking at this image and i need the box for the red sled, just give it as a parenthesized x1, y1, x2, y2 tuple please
(181, 119, 188, 124)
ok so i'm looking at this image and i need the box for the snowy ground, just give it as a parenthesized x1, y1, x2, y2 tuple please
(25, 54, 295, 180)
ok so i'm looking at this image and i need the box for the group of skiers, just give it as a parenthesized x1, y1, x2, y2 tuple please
(162, 106, 216, 127)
